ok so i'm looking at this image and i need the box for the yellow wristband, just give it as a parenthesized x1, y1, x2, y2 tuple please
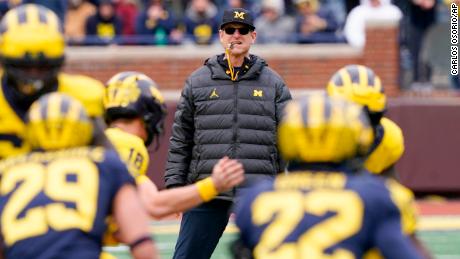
(136, 175, 151, 185)
(196, 177, 219, 202)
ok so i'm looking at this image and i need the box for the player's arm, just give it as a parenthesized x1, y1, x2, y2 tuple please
(404, 200, 433, 259)
(385, 178, 433, 258)
(399, 202, 432, 259)
(112, 184, 159, 259)
(374, 211, 424, 259)
(142, 157, 244, 219)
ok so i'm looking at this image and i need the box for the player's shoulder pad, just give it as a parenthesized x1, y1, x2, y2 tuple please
(105, 128, 148, 164)
(385, 178, 415, 209)
(105, 127, 149, 176)
(385, 178, 418, 234)
(58, 73, 105, 117)
(105, 127, 146, 151)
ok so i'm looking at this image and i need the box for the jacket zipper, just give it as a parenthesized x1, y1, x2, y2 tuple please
(232, 80, 238, 197)
(232, 80, 238, 158)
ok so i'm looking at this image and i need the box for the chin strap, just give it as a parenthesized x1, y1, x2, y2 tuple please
(151, 133, 162, 152)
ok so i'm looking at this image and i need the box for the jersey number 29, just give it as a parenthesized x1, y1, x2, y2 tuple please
(1, 158, 99, 246)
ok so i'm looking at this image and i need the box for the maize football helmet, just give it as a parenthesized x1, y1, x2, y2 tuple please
(327, 65, 386, 126)
(26, 93, 93, 150)
(278, 93, 374, 163)
(365, 118, 405, 174)
(0, 4, 65, 107)
(104, 71, 167, 146)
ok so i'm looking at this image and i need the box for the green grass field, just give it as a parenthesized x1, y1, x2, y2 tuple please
(104, 218, 460, 259)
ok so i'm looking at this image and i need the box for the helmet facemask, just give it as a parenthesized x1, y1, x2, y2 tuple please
(0, 4, 65, 108)
(2, 56, 63, 107)
(364, 106, 385, 129)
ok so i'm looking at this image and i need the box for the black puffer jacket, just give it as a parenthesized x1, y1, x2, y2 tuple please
(165, 54, 291, 199)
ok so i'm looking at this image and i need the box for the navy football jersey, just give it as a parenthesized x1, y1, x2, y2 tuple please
(0, 146, 134, 259)
(235, 170, 422, 259)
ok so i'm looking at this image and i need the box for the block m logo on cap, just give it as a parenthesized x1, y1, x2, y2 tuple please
(234, 11, 245, 20)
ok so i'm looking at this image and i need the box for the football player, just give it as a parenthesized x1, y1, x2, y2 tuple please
(103, 71, 245, 219)
(0, 93, 157, 259)
(234, 93, 423, 259)
(0, 4, 105, 160)
(327, 64, 432, 258)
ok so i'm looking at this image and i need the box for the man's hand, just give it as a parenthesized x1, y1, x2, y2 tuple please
(211, 156, 244, 192)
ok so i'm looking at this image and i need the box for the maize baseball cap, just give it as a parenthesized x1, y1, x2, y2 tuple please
(220, 8, 255, 30)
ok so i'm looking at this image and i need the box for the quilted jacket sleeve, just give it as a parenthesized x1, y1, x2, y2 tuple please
(164, 78, 195, 188)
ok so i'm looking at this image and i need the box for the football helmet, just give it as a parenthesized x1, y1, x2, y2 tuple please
(327, 65, 386, 126)
(26, 93, 93, 150)
(278, 93, 373, 163)
(104, 71, 167, 146)
(0, 4, 65, 106)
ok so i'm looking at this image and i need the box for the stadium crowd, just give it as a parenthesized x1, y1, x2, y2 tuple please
(0, 0, 457, 89)
(0, 0, 452, 46)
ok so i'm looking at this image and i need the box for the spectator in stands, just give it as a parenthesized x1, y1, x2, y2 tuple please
(294, 0, 342, 43)
(85, 0, 123, 45)
(344, 0, 402, 48)
(407, 0, 436, 85)
(251, 0, 297, 16)
(216, 0, 256, 25)
(283, 0, 298, 15)
(135, 0, 183, 45)
(113, 0, 140, 37)
(219, 0, 252, 9)
(321, 0, 347, 26)
(183, 0, 219, 45)
(254, 0, 295, 44)
(65, 0, 97, 45)
(345, 0, 360, 14)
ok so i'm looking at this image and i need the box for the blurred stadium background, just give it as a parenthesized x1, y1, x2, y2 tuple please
(59, 10, 459, 259)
